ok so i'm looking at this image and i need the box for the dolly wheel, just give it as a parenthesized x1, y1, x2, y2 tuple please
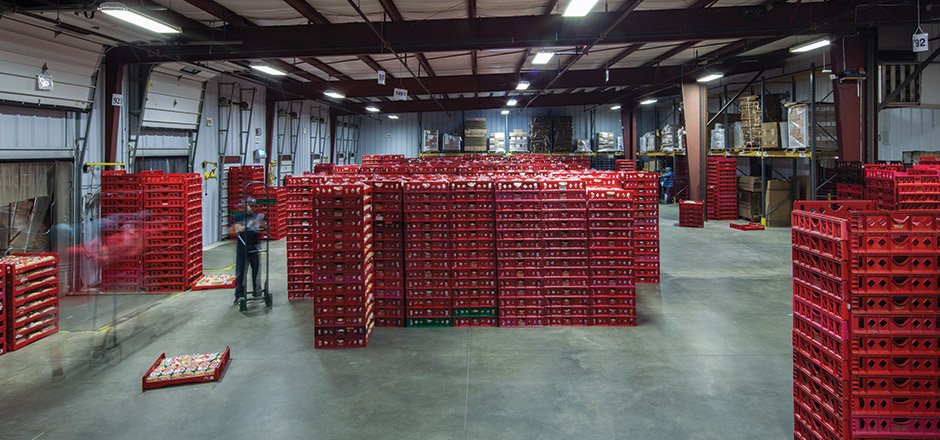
(239, 298, 248, 312)
(264, 293, 273, 308)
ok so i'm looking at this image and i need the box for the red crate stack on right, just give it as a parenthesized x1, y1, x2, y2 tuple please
(791, 201, 940, 439)
(450, 179, 498, 327)
(312, 182, 374, 348)
(862, 165, 903, 210)
(0, 265, 5, 355)
(403, 180, 453, 328)
(678, 201, 705, 228)
(371, 179, 406, 327)
(184, 174, 203, 288)
(706, 157, 737, 220)
(1, 253, 60, 351)
(586, 189, 636, 326)
(623, 172, 661, 284)
(540, 177, 591, 326)
(896, 168, 940, 210)
(495, 179, 544, 327)
(284, 176, 317, 300)
(100, 170, 144, 292)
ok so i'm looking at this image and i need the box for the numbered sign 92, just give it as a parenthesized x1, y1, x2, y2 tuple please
(913, 33, 929, 53)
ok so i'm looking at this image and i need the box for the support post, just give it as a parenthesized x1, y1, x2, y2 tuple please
(621, 105, 636, 159)
(681, 83, 708, 202)
(103, 62, 124, 164)
(830, 32, 871, 163)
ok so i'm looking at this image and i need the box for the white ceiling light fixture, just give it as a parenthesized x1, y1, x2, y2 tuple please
(532, 52, 555, 65)
(516, 81, 531, 91)
(563, 0, 599, 17)
(790, 39, 831, 53)
(366, 106, 380, 113)
(506, 98, 518, 106)
(610, 105, 622, 110)
(640, 98, 658, 105)
(388, 115, 399, 120)
(501, 110, 510, 115)
(324, 90, 346, 99)
(696, 73, 724, 83)
(99, 2, 181, 34)
(250, 63, 287, 76)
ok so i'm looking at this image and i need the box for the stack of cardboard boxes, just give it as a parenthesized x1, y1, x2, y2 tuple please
(738, 176, 792, 227)
(464, 118, 487, 152)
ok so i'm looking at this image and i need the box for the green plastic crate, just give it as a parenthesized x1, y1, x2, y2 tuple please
(452, 307, 498, 318)
(406, 318, 453, 328)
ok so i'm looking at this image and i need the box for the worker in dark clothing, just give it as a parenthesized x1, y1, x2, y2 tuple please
(660, 167, 675, 204)
(230, 202, 265, 304)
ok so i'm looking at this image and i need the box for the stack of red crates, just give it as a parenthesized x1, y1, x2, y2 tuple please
(863, 164, 903, 210)
(403, 180, 453, 328)
(540, 178, 590, 326)
(371, 179, 406, 327)
(614, 159, 637, 171)
(227, 166, 264, 222)
(920, 155, 940, 165)
(141, 174, 202, 292)
(678, 201, 705, 228)
(451, 179, 498, 327)
(495, 179, 543, 327)
(706, 157, 737, 220)
(791, 201, 940, 439)
(285, 176, 317, 300)
(586, 189, 636, 326)
(100, 170, 143, 292)
(896, 168, 940, 210)
(0, 253, 59, 351)
(623, 172, 660, 284)
(249, 186, 287, 240)
(313, 182, 374, 348)
(834, 183, 864, 200)
(0, 265, 5, 355)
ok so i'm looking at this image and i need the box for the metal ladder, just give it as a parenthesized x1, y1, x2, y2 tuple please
(217, 83, 256, 239)
(275, 100, 302, 183)
(310, 106, 329, 167)
(335, 115, 361, 165)
(125, 65, 153, 172)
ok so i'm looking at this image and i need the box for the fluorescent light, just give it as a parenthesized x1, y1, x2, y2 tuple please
(501, 110, 510, 115)
(640, 98, 658, 105)
(790, 39, 831, 53)
(324, 91, 345, 99)
(99, 2, 181, 34)
(506, 99, 518, 106)
(388, 115, 399, 120)
(366, 106, 380, 113)
(250, 64, 287, 76)
(516, 81, 531, 91)
(610, 105, 622, 110)
(697, 73, 724, 83)
(563, 0, 599, 17)
(532, 52, 555, 64)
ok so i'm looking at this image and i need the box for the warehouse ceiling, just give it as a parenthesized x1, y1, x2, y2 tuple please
(0, 0, 936, 113)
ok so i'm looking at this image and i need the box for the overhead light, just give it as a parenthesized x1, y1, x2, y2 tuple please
(516, 81, 531, 91)
(99, 2, 181, 34)
(563, 0, 599, 17)
(324, 90, 345, 99)
(180, 66, 201, 75)
(532, 52, 555, 65)
(388, 115, 399, 120)
(366, 106, 380, 113)
(610, 105, 622, 110)
(501, 110, 510, 115)
(790, 39, 831, 53)
(697, 73, 724, 83)
(506, 99, 518, 106)
(250, 64, 287, 76)
(640, 98, 658, 105)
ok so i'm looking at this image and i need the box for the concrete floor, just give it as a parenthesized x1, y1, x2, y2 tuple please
(0, 205, 795, 440)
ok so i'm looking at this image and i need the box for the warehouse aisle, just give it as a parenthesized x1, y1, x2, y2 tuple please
(0, 206, 795, 440)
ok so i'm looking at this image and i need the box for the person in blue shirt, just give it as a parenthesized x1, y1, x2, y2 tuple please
(229, 202, 265, 304)
(660, 167, 675, 204)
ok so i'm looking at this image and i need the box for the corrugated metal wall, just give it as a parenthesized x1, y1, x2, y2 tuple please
(878, 108, 940, 161)
(0, 105, 82, 159)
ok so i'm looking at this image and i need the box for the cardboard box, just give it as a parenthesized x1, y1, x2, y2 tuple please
(738, 191, 761, 221)
(738, 176, 762, 192)
(761, 122, 781, 149)
(765, 179, 792, 227)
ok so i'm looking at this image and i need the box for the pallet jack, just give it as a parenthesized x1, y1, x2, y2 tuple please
(237, 181, 272, 312)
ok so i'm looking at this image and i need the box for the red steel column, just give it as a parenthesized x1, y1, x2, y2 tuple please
(621, 105, 637, 160)
(103, 63, 124, 164)
(682, 83, 708, 201)
(830, 32, 871, 163)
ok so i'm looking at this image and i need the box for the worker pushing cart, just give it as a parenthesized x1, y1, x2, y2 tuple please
(230, 201, 265, 305)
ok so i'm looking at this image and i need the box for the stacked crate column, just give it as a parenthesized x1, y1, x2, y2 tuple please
(587, 189, 636, 326)
(623, 172, 661, 284)
(495, 179, 544, 327)
(228, 166, 265, 224)
(250, 186, 288, 240)
(312, 183, 374, 348)
(0, 253, 59, 351)
(706, 157, 737, 221)
(185, 174, 203, 288)
(0, 265, 5, 355)
(451, 179, 498, 327)
(540, 178, 590, 326)
(403, 180, 453, 328)
(372, 180, 406, 327)
(100, 170, 143, 292)
(285, 176, 317, 300)
(142, 174, 190, 292)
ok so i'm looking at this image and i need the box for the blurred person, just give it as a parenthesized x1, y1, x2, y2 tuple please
(660, 167, 675, 204)
(230, 202, 265, 304)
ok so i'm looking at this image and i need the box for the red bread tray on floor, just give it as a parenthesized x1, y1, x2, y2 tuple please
(190, 274, 236, 291)
(142, 346, 231, 391)
(730, 222, 765, 231)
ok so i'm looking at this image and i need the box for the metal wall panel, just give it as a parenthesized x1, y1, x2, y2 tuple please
(0, 105, 76, 159)
(141, 70, 205, 130)
(878, 107, 940, 161)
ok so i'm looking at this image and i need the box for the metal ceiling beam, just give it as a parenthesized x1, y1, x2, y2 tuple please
(376, 0, 437, 77)
(469, 0, 478, 76)
(376, 90, 626, 113)
(180, 0, 252, 26)
(300, 57, 351, 81)
(639, 40, 701, 67)
(105, 3, 932, 63)
(605, 43, 645, 67)
(515, 0, 560, 74)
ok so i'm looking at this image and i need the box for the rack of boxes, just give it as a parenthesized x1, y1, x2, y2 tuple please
(541, 178, 590, 326)
(313, 182, 375, 348)
(495, 179, 544, 327)
(372, 180, 406, 327)
(403, 180, 453, 327)
(451, 180, 498, 327)
(0, 253, 59, 351)
(707, 157, 738, 221)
